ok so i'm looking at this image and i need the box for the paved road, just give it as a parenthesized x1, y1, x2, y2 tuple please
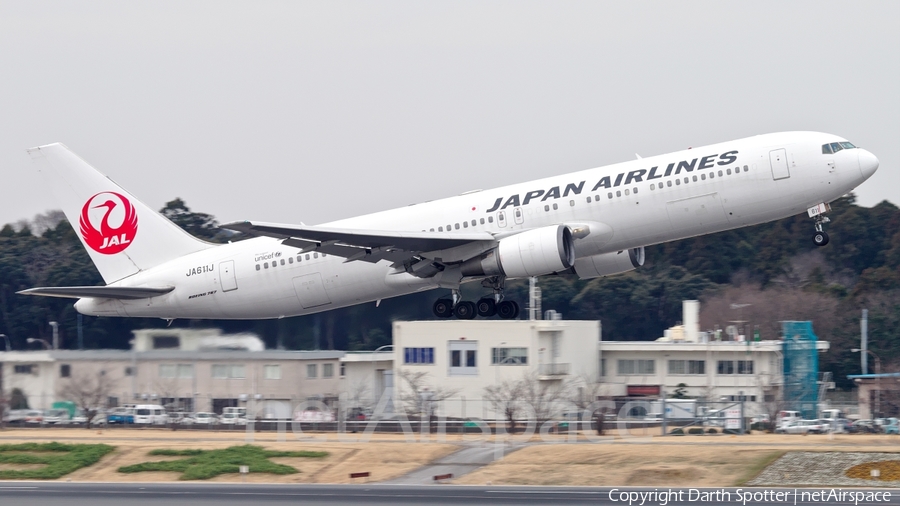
(1, 483, 897, 506)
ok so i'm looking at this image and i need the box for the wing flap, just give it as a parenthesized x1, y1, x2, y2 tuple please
(223, 221, 496, 254)
(18, 286, 175, 300)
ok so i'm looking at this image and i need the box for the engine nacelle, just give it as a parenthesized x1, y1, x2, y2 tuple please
(572, 247, 645, 280)
(461, 225, 575, 278)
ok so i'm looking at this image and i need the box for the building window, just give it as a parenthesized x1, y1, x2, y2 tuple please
(60, 364, 71, 377)
(737, 360, 754, 374)
(307, 364, 318, 378)
(404, 347, 435, 365)
(14, 365, 33, 374)
(160, 364, 193, 378)
(152, 336, 180, 349)
(491, 347, 527, 365)
(717, 360, 735, 375)
(617, 359, 654, 375)
(264, 365, 281, 380)
(212, 364, 244, 379)
(667, 360, 705, 375)
(340, 363, 346, 376)
(449, 341, 478, 376)
(600, 358, 606, 377)
(160, 364, 177, 378)
(323, 363, 334, 378)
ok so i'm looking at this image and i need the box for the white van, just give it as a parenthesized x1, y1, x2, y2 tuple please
(776, 410, 801, 428)
(133, 404, 168, 425)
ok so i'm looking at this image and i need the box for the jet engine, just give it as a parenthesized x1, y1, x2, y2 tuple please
(572, 247, 645, 280)
(461, 225, 574, 278)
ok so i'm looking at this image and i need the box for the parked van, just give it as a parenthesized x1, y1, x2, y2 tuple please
(776, 410, 801, 427)
(133, 405, 168, 425)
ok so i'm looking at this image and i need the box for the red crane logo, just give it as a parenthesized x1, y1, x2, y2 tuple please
(79, 192, 138, 255)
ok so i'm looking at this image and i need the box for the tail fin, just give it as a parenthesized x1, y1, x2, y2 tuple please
(27, 143, 213, 283)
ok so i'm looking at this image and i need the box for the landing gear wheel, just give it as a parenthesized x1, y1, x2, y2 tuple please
(496, 300, 520, 320)
(454, 301, 477, 320)
(813, 231, 830, 247)
(433, 299, 454, 318)
(476, 298, 497, 317)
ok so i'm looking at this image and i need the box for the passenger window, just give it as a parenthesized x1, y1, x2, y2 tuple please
(701, 174, 706, 180)
(675, 179, 681, 186)
(633, 187, 638, 194)
(616, 190, 622, 197)
(650, 184, 655, 190)
(430, 228, 434, 232)
(727, 168, 732, 175)
(280, 259, 285, 265)
(264, 263, 269, 269)
(594, 195, 599, 201)
(667, 181, 672, 187)
(552, 203, 558, 210)
(446, 224, 451, 230)
(463, 221, 468, 228)
(314, 252, 318, 258)
(480, 218, 485, 224)
(545, 204, 550, 211)
(822, 144, 833, 154)
(271, 261, 277, 267)
(455, 223, 459, 230)
(718, 170, 723, 177)
(297, 256, 302, 262)
(288, 257, 293, 264)
(744, 165, 749, 172)
(305, 254, 310, 260)
(569, 200, 575, 206)
(608, 193, 613, 199)
(255, 264, 260, 271)
(586, 197, 591, 203)
(624, 189, 630, 196)
(438, 226, 443, 231)
(692, 176, 697, 182)
(684, 177, 689, 183)
(488, 216, 493, 223)
(471, 220, 476, 226)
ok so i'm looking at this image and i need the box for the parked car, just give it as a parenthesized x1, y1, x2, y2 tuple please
(776, 419, 827, 434)
(42, 409, 70, 425)
(219, 413, 247, 426)
(24, 410, 44, 424)
(134, 405, 168, 425)
(106, 407, 135, 425)
(884, 418, 900, 435)
(851, 419, 879, 433)
(184, 412, 218, 425)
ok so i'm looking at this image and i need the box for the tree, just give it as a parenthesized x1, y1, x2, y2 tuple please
(518, 370, 570, 429)
(396, 370, 458, 418)
(484, 378, 525, 433)
(57, 366, 118, 428)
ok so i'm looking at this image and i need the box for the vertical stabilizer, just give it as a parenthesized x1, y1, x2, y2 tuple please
(27, 143, 213, 283)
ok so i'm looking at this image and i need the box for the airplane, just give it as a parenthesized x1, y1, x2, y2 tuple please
(19, 132, 878, 321)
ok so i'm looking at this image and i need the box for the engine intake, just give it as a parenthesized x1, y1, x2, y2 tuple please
(572, 247, 645, 279)
(461, 225, 575, 278)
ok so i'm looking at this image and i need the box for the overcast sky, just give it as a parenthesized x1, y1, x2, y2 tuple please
(1, 1, 897, 229)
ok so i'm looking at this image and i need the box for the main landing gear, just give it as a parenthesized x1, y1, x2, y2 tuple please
(809, 203, 831, 247)
(433, 278, 520, 320)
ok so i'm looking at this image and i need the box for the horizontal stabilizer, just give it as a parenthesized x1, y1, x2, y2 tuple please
(17, 286, 175, 300)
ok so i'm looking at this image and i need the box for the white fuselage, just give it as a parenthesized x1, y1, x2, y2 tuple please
(75, 132, 876, 319)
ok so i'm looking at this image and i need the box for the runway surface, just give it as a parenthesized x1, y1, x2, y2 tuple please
(0, 482, 897, 506)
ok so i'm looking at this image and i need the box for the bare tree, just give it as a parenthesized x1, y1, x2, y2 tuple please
(518, 370, 570, 429)
(484, 378, 525, 432)
(58, 367, 118, 428)
(397, 370, 458, 418)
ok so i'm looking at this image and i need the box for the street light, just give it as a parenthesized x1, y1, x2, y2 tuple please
(27, 338, 52, 350)
(372, 345, 394, 411)
(852, 348, 882, 418)
(49, 321, 59, 350)
(0, 334, 10, 352)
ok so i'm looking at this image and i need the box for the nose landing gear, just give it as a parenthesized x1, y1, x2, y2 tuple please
(809, 203, 831, 247)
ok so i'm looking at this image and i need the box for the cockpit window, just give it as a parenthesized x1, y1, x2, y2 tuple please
(830, 142, 843, 153)
(823, 141, 857, 154)
(822, 144, 832, 154)
(839, 142, 856, 149)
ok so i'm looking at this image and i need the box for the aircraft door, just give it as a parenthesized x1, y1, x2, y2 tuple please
(219, 260, 238, 292)
(292, 273, 332, 309)
(513, 207, 524, 225)
(769, 148, 790, 180)
(497, 210, 507, 228)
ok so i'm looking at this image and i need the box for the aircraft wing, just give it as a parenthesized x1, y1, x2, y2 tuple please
(17, 286, 175, 300)
(222, 220, 496, 262)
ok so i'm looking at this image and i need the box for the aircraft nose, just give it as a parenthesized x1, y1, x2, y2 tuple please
(858, 149, 879, 179)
